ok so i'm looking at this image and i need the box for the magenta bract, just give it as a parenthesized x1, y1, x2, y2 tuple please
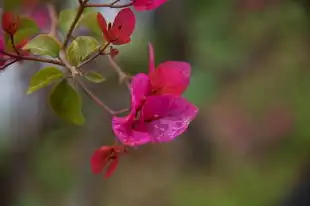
(112, 43, 198, 146)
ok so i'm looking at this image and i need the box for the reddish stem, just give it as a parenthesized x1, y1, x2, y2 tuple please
(9, 34, 20, 55)
(1, 51, 65, 66)
(86, 0, 135, 8)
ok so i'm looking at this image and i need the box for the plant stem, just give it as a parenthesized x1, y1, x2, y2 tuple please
(86, 0, 135, 8)
(9, 34, 20, 55)
(107, 55, 129, 86)
(0, 59, 18, 69)
(75, 78, 127, 116)
(78, 42, 111, 68)
(1, 51, 65, 66)
(62, 4, 85, 48)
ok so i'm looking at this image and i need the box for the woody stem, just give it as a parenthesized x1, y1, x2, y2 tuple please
(62, 2, 86, 48)
(107, 55, 130, 87)
(74, 78, 128, 116)
(9, 34, 20, 55)
(78, 42, 111, 68)
(85, 0, 135, 8)
(1, 51, 65, 66)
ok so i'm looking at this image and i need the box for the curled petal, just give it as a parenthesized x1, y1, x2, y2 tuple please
(149, 61, 191, 95)
(142, 95, 198, 142)
(90, 146, 112, 174)
(112, 116, 152, 146)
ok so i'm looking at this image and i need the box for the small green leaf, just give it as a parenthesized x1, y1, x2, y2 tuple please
(84, 72, 105, 83)
(15, 17, 39, 42)
(23, 34, 61, 57)
(49, 80, 85, 125)
(79, 12, 103, 41)
(66, 36, 100, 66)
(27, 67, 64, 95)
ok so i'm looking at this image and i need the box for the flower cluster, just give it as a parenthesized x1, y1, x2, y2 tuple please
(0, 0, 198, 179)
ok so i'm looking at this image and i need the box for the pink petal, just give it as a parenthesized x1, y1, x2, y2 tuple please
(112, 8, 135, 42)
(90, 147, 110, 174)
(149, 61, 191, 95)
(148, 42, 155, 73)
(142, 95, 198, 142)
(105, 157, 119, 179)
(112, 116, 151, 146)
(97, 12, 110, 41)
(130, 73, 151, 111)
(133, 0, 168, 11)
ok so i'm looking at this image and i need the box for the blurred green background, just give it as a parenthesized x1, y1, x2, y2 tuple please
(1, 0, 310, 206)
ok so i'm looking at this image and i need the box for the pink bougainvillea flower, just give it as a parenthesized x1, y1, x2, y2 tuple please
(133, 0, 168, 11)
(112, 94, 198, 146)
(112, 43, 197, 146)
(91, 145, 128, 178)
(97, 8, 135, 45)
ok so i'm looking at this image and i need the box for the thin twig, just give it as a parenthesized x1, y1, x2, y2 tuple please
(107, 55, 129, 86)
(86, 0, 135, 8)
(113, 108, 129, 115)
(9, 34, 20, 55)
(47, 4, 58, 38)
(78, 42, 111, 68)
(1, 51, 65, 66)
(62, 4, 85, 48)
(75, 78, 115, 115)
(0, 59, 18, 70)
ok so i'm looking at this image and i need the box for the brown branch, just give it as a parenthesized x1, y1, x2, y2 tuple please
(0, 59, 18, 70)
(2, 51, 65, 66)
(75, 78, 127, 116)
(86, 0, 135, 8)
(9, 34, 20, 55)
(107, 55, 129, 86)
(62, 4, 86, 48)
(78, 42, 111, 68)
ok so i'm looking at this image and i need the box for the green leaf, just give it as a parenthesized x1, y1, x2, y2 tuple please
(58, 8, 99, 36)
(23, 34, 61, 58)
(49, 80, 85, 125)
(79, 12, 103, 41)
(6, 17, 39, 50)
(66, 36, 100, 66)
(84, 72, 105, 83)
(58, 9, 77, 35)
(27, 67, 64, 95)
